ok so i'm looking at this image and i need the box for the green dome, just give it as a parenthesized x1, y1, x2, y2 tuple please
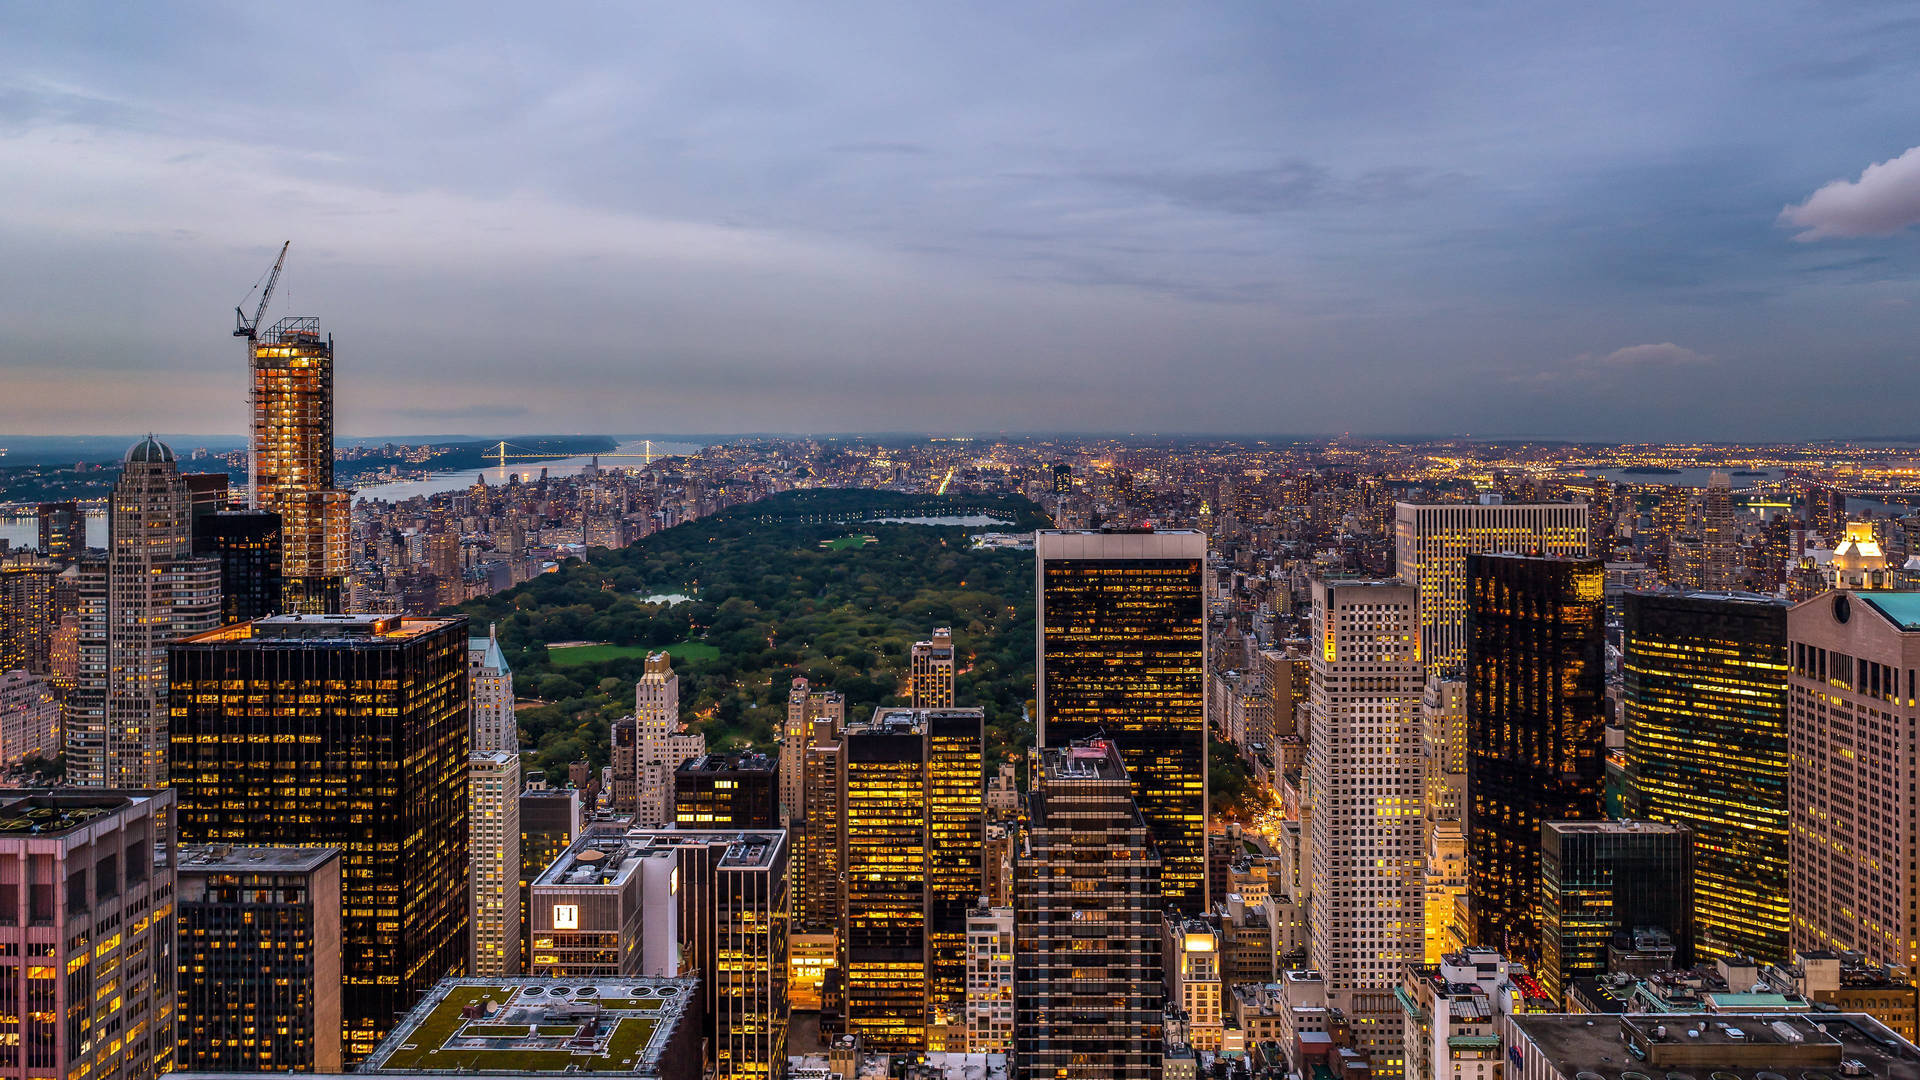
(124, 436, 175, 464)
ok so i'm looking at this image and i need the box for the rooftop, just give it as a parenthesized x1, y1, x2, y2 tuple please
(364, 977, 695, 1074)
(179, 844, 340, 874)
(179, 613, 463, 645)
(1858, 591, 1920, 631)
(622, 828, 785, 870)
(1545, 819, 1690, 835)
(0, 792, 157, 838)
(1508, 1012, 1920, 1078)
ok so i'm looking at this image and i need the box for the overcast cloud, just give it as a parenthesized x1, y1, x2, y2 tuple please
(1, 2, 1918, 440)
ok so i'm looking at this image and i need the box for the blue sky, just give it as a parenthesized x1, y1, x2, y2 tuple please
(2, 2, 1918, 439)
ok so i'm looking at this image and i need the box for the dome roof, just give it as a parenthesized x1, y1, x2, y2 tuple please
(124, 436, 175, 464)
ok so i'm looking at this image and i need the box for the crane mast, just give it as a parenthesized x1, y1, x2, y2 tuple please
(234, 241, 290, 507)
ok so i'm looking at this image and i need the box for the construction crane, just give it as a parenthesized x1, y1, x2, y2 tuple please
(233, 241, 290, 341)
(234, 241, 289, 509)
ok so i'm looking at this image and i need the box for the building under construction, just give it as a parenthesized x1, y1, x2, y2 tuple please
(249, 316, 348, 613)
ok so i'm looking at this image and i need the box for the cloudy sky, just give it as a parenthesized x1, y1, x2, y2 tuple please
(3, 2, 1918, 440)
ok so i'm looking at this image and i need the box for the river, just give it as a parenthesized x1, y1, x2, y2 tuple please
(349, 439, 704, 503)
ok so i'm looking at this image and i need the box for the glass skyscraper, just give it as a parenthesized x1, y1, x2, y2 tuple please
(1539, 820, 1694, 1005)
(1036, 529, 1208, 911)
(249, 318, 349, 613)
(1624, 590, 1790, 963)
(1465, 553, 1607, 964)
(168, 613, 470, 1064)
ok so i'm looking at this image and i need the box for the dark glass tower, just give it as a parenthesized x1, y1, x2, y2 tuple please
(839, 712, 930, 1051)
(193, 509, 283, 624)
(1539, 821, 1694, 1004)
(1465, 553, 1606, 963)
(168, 613, 470, 1064)
(1624, 591, 1790, 963)
(1037, 530, 1208, 911)
(675, 751, 780, 828)
(35, 501, 79, 563)
(926, 708, 985, 1047)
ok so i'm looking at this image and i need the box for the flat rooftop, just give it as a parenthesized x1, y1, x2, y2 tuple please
(179, 844, 340, 874)
(178, 613, 461, 645)
(1508, 1012, 1920, 1078)
(1545, 819, 1690, 835)
(623, 828, 785, 870)
(365, 977, 695, 1074)
(0, 793, 155, 837)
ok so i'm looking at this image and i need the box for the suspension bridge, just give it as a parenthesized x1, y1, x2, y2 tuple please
(488, 440, 672, 469)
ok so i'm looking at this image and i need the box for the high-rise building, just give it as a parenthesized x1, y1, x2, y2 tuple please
(1538, 820, 1694, 1005)
(965, 902, 1014, 1053)
(839, 710, 931, 1050)
(675, 751, 779, 828)
(175, 844, 344, 1073)
(73, 438, 221, 788)
(618, 652, 702, 824)
(468, 623, 516, 754)
(518, 782, 581, 971)
(1624, 590, 1790, 963)
(169, 613, 470, 1063)
(781, 677, 844, 821)
(1421, 672, 1469, 962)
(910, 627, 955, 709)
(1788, 590, 1920, 971)
(1050, 463, 1072, 497)
(795, 715, 845, 932)
(35, 501, 79, 563)
(1037, 529, 1208, 911)
(1014, 738, 1163, 1080)
(469, 750, 523, 976)
(1702, 471, 1740, 589)
(0, 789, 177, 1079)
(925, 707, 985, 1049)
(1400, 947, 1543, 1080)
(249, 317, 349, 613)
(1167, 915, 1225, 1051)
(1308, 577, 1424, 1075)
(1393, 498, 1591, 672)
(1466, 554, 1607, 964)
(0, 670, 57, 766)
(193, 508, 283, 624)
(0, 564, 58, 675)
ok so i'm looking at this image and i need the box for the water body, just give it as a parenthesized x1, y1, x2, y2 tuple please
(866, 515, 1013, 526)
(351, 439, 704, 503)
(1572, 467, 1785, 488)
(639, 593, 695, 605)
(0, 511, 105, 551)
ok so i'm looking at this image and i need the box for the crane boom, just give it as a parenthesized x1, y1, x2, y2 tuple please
(233, 241, 291, 339)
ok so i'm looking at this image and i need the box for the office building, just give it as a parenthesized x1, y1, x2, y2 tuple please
(1466, 554, 1606, 965)
(169, 613, 470, 1063)
(1036, 528, 1208, 911)
(839, 710, 931, 1050)
(1014, 738, 1163, 1080)
(0, 563, 58, 675)
(1166, 916, 1225, 1050)
(1394, 498, 1590, 672)
(781, 677, 844, 821)
(616, 652, 702, 823)
(1421, 672, 1468, 962)
(35, 501, 80, 563)
(0, 670, 56, 766)
(1702, 471, 1740, 589)
(965, 903, 1014, 1053)
(1624, 590, 1791, 963)
(0, 789, 177, 1079)
(193, 509, 283, 624)
(360, 977, 701, 1079)
(911, 626, 955, 708)
(468, 624, 516, 753)
(1538, 820, 1694, 1005)
(1050, 463, 1071, 497)
(1788, 591, 1920, 971)
(925, 708, 985, 1048)
(470, 750, 522, 976)
(1499, 1011, 1920, 1080)
(675, 751, 779, 828)
(1308, 577, 1424, 1074)
(249, 317, 349, 613)
(176, 844, 343, 1073)
(72, 438, 221, 788)
(519, 782, 581, 970)
(795, 715, 845, 931)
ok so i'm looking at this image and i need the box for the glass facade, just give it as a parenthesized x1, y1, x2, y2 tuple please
(674, 752, 780, 829)
(1465, 554, 1606, 964)
(168, 615, 470, 1064)
(1538, 821, 1693, 1005)
(1624, 591, 1789, 963)
(926, 708, 984, 1045)
(840, 715, 928, 1050)
(1038, 533, 1208, 911)
(250, 319, 347, 614)
(193, 509, 283, 625)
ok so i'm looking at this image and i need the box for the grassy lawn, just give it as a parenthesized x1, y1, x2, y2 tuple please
(548, 640, 719, 667)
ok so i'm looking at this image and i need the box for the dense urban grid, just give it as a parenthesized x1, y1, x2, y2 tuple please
(11, 302, 1920, 1078)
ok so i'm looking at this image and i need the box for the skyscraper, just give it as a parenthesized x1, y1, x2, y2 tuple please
(1465, 553, 1607, 964)
(0, 563, 58, 675)
(839, 710, 931, 1050)
(518, 782, 581, 970)
(1788, 590, 1920, 971)
(469, 750, 522, 976)
(1702, 471, 1740, 589)
(910, 627, 955, 708)
(795, 713, 845, 932)
(965, 902, 1015, 1053)
(1538, 820, 1694, 1005)
(1308, 577, 1424, 1075)
(1013, 738, 1163, 1080)
(1037, 528, 1208, 911)
(1624, 590, 1790, 963)
(169, 613, 470, 1063)
(73, 438, 220, 788)
(925, 707, 986, 1049)
(0, 670, 57, 766)
(175, 844, 344, 1072)
(619, 652, 702, 824)
(34, 500, 79, 563)
(193, 508, 282, 624)
(249, 317, 349, 613)
(1420, 672, 1468, 962)
(781, 677, 844, 821)
(675, 751, 779, 828)
(467, 623, 516, 753)
(1393, 498, 1591, 672)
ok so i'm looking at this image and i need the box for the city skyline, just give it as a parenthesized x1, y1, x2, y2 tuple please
(4, 4, 1919, 440)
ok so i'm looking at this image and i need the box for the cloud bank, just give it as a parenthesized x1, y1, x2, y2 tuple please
(1781, 145, 1920, 240)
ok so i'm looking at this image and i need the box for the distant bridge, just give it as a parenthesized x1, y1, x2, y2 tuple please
(488, 440, 673, 469)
